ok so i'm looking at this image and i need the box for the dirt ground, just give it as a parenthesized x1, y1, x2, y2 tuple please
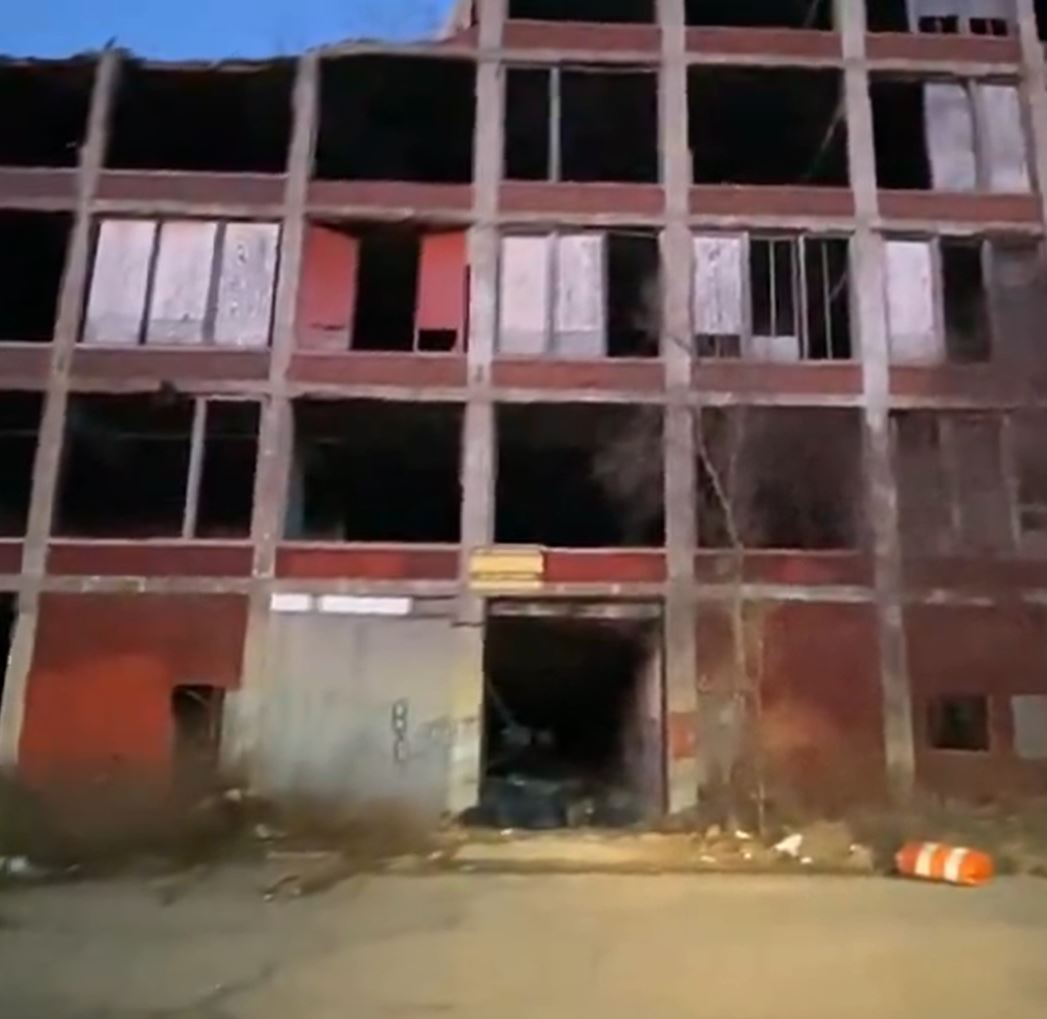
(1, 868, 1046, 1019)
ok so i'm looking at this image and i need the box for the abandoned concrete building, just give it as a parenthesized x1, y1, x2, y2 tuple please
(3, 0, 1047, 826)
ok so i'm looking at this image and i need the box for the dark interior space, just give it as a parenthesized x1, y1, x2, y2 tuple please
(0, 594, 15, 712)
(1038, 0, 1047, 40)
(0, 59, 94, 168)
(697, 407, 862, 549)
(316, 57, 475, 182)
(942, 241, 991, 362)
(894, 412, 953, 555)
(106, 62, 294, 173)
(195, 401, 260, 539)
(919, 14, 1009, 35)
(804, 237, 852, 359)
(57, 394, 193, 538)
(0, 212, 71, 343)
(684, 0, 833, 29)
(927, 695, 990, 751)
(353, 230, 420, 351)
(288, 400, 463, 543)
(866, 0, 911, 31)
(171, 685, 224, 782)
(504, 68, 551, 180)
(0, 393, 43, 537)
(750, 238, 798, 338)
(689, 68, 849, 186)
(509, 0, 654, 21)
(478, 612, 661, 828)
(496, 404, 664, 548)
(561, 69, 659, 183)
(607, 233, 660, 357)
(870, 79, 932, 189)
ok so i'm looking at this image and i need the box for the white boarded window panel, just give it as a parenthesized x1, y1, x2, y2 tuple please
(83, 219, 157, 346)
(885, 240, 941, 363)
(499, 235, 551, 356)
(924, 83, 977, 192)
(554, 233, 606, 359)
(979, 85, 1031, 193)
(146, 221, 217, 346)
(1012, 695, 1047, 760)
(693, 234, 744, 336)
(747, 334, 800, 362)
(214, 223, 280, 348)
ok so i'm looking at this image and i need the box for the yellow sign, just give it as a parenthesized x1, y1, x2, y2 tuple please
(469, 546, 546, 592)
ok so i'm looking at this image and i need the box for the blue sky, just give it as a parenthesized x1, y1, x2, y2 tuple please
(0, 0, 456, 60)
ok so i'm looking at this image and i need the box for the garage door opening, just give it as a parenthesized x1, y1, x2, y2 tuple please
(478, 607, 664, 829)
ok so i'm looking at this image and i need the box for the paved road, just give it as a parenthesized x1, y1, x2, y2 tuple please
(1, 868, 1045, 1018)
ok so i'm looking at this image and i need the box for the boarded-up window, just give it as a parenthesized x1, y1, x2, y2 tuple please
(554, 233, 606, 359)
(83, 218, 280, 348)
(693, 234, 744, 345)
(498, 235, 552, 356)
(1012, 695, 1047, 760)
(924, 83, 977, 191)
(885, 239, 939, 363)
(978, 85, 1030, 193)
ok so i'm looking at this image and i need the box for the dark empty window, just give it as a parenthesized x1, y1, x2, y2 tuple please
(316, 57, 475, 183)
(288, 400, 463, 543)
(943, 241, 991, 363)
(685, 0, 833, 29)
(353, 231, 420, 351)
(870, 80, 933, 190)
(0, 60, 94, 168)
(194, 402, 259, 539)
(0, 393, 43, 537)
(927, 695, 990, 751)
(0, 212, 71, 343)
(689, 68, 848, 186)
(505, 69, 551, 181)
(107, 62, 294, 173)
(867, 1, 911, 31)
(172, 685, 223, 778)
(509, 0, 654, 21)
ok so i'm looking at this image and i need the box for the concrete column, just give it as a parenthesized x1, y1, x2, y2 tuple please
(659, 0, 700, 814)
(1014, 0, 1047, 225)
(447, 0, 506, 815)
(226, 52, 318, 773)
(0, 51, 119, 767)
(840, 0, 916, 798)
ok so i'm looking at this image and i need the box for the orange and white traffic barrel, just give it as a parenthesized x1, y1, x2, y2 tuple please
(895, 841, 994, 887)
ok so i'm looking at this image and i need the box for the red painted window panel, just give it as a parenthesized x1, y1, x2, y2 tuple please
(297, 224, 358, 352)
(415, 231, 468, 349)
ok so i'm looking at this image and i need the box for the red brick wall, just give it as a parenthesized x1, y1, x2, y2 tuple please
(906, 605, 1047, 800)
(19, 593, 247, 787)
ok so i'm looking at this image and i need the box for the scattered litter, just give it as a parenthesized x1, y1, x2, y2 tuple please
(0, 856, 46, 880)
(700, 854, 717, 864)
(734, 830, 753, 841)
(801, 857, 814, 866)
(774, 833, 804, 859)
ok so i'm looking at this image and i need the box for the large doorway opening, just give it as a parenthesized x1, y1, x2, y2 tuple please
(479, 604, 664, 829)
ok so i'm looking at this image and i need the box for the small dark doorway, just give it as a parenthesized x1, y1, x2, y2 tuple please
(171, 685, 224, 785)
(0, 595, 15, 714)
(478, 605, 664, 828)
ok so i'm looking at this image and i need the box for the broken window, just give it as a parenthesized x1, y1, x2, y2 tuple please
(697, 408, 863, 550)
(508, 0, 654, 21)
(107, 62, 294, 173)
(892, 412, 1013, 555)
(694, 234, 851, 360)
(480, 610, 662, 829)
(869, 0, 1012, 34)
(82, 218, 280, 348)
(871, 78, 1029, 192)
(0, 59, 94, 168)
(688, 68, 848, 187)
(496, 404, 664, 548)
(0, 393, 43, 537)
(297, 224, 468, 353)
(927, 695, 990, 751)
(884, 236, 1039, 365)
(287, 400, 463, 543)
(316, 57, 475, 183)
(57, 395, 259, 539)
(498, 232, 660, 358)
(0, 212, 71, 343)
(684, 0, 833, 29)
(504, 67, 659, 184)
(172, 685, 224, 781)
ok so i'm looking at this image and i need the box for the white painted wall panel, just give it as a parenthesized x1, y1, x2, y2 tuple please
(693, 234, 744, 336)
(979, 85, 1031, 193)
(554, 233, 606, 359)
(498, 235, 551, 355)
(146, 220, 217, 346)
(885, 240, 941, 363)
(747, 334, 801, 362)
(83, 219, 157, 346)
(1012, 695, 1047, 760)
(214, 223, 279, 348)
(925, 83, 977, 192)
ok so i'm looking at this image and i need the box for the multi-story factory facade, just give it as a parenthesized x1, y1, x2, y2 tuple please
(1, 0, 1047, 825)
